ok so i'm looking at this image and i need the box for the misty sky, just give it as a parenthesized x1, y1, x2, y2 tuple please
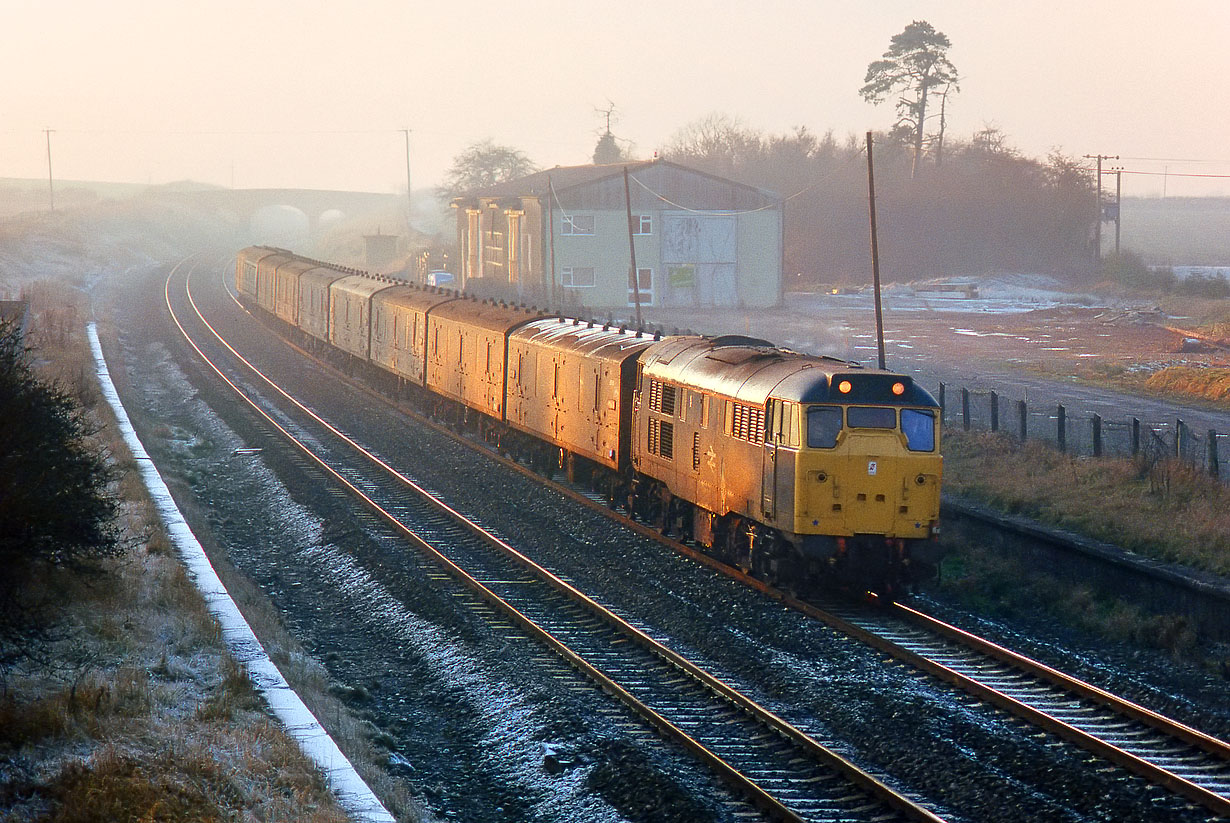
(4, 0, 1228, 198)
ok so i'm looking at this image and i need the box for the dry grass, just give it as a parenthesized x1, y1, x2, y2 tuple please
(943, 430, 1230, 577)
(0, 292, 363, 822)
(1144, 366, 1230, 402)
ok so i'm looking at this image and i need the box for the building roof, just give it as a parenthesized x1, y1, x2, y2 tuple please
(453, 158, 779, 210)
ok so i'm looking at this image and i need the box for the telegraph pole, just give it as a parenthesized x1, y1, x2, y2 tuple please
(1083, 153, 1118, 263)
(43, 129, 55, 212)
(401, 129, 413, 233)
(865, 131, 887, 370)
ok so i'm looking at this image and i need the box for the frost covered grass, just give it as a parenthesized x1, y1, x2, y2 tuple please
(942, 430, 1230, 577)
(0, 283, 354, 823)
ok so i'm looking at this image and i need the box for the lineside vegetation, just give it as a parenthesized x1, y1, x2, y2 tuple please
(942, 430, 1230, 578)
(938, 430, 1230, 665)
(0, 282, 363, 822)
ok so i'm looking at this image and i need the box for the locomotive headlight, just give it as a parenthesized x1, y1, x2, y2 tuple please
(892, 381, 905, 396)
(837, 380, 852, 394)
(915, 474, 927, 485)
(816, 471, 828, 483)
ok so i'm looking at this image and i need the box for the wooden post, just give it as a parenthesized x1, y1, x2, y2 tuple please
(990, 391, 999, 432)
(1209, 430, 1220, 478)
(1057, 404, 1066, 453)
(938, 383, 946, 425)
(1176, 418, 1184, 458)
(961, 388, 970, 432)
(1092, 414, 1102, 457)
(865, 131, 886, 370)
(623, 166, 642, 330)
(1131, 417, 1140, 455)
(1018, 399, 1027, 442)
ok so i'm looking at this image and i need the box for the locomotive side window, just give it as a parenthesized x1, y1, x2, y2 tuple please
(847, 406, 896, 429)
(902, 408, 937, 451)
(806, 406, 843, 448)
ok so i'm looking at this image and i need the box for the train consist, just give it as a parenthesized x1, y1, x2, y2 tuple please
(235, 246, 943, 596)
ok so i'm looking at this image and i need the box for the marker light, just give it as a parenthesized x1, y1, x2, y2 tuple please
(891, 381, 905, 396)
(838, 380, 852, 394)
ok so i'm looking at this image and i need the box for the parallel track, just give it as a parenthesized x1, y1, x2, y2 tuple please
(167, 259, 948, 822)
(188, 257, 1230, 819)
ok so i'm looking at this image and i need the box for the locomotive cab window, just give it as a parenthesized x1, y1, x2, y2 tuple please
(847, 406, 896, 429)
(806, 406, 843, 448)
(902, 408, 937, 452)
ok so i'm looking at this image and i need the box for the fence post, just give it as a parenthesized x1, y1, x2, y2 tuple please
(990, 391, 999, 432)
(938, 382, 946, 425)
(1210, 430, 1220, 478)
(961, 388, 971, 432)
(1176, 418, 1185, 459)
(1018, 400, 1027, 442)
(1057, 404, 1066, 453)
(1131, 417, 1140, 456)
(1092, 414, 1102, 457)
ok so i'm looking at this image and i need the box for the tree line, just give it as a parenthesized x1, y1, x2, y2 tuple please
(439, 19, 1100, 287)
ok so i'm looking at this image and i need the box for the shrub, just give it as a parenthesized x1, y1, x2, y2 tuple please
(0, 320, 119, 675)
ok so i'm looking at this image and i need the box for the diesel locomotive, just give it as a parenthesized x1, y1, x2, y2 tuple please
(235, 246, 943, 596)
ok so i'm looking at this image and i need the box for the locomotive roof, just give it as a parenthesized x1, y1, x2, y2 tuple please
(510, 318, 659, 363)
(642, 336, 937, 408)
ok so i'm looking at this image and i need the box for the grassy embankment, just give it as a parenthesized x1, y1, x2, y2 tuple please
(0, 281, 419, 822)
(938, 428, 1230, 663)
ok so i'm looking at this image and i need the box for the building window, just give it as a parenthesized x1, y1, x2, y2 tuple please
(627, 267, 653, 307)
(561, 266, 596, 288)
(561, 214, 594, 235)
(633, 214, 652, 235)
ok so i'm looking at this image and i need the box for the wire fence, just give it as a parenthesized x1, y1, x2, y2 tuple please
(937, 383, 1225, 480)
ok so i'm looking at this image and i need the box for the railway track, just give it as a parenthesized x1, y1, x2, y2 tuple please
(166, 259, 949, 822)
(171, 257, 1230, 819)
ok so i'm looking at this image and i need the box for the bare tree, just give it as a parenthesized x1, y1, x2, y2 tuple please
(661, 113, 763, 178)
(439, 139, 538, 200)
(860, 20, 960, 177)
(592, 101, 629, 164)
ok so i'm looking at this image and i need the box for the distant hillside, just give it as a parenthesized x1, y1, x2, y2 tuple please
(1120, 197, 1230, 266)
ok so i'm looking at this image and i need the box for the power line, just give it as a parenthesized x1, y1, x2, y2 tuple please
(1117, 169, 1230, 179)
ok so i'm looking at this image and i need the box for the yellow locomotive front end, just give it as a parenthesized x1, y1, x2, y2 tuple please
(782, 372, 942, 593)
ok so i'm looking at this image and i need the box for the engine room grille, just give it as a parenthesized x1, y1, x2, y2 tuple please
(729, 403, 765, 443)
(648, 419, 674, 459)
(648, 380, 677, 416)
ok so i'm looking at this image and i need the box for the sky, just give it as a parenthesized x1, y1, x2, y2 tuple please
(3, 0, 1228, 198)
